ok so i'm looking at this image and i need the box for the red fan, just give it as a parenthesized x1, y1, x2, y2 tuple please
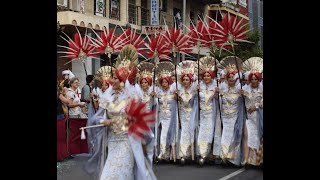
(119, 28, 145, 56)
(210, 13, 251, 50)
(188, 20, 210, 48)
(58, 28, 99, 64)
(125, 99, 156, 139)
(145, 33, 171, 61)
(163, 25, 193, 57)
(90, 26, 128, 58)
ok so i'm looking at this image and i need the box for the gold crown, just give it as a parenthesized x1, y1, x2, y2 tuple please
(242, 57, 263, 74)
(95, 66, 114, 81)
(217, 56, 243, 74)
(137, 62, 154, 81)
(114, 44, 139, 70)
(177, 60, 195, 82)
(196, 56, 218, 75)
(155, 61, 175, 82)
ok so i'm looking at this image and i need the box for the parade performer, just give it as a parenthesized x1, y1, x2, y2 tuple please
(154, 61, 178, 162)
(242, 57, 263, 167)
(84, 44, 156, 180)
(217, 56, 246, 166)
(175, 60, 198, 164)
(196, 56, 220, 165)
(135, 62, 156, 166)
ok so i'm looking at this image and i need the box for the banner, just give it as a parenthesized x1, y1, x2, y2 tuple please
(150, 0, 159, 25)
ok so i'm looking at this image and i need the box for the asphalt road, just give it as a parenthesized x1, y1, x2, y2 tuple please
(57, 154, 263, 180)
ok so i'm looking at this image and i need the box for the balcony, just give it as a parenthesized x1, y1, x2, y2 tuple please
(208, 3, 249, 20)
(57, 11, 109, 31)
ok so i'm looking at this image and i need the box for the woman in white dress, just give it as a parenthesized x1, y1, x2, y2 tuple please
(217, 56, 246, 166)
(154, 61, 178, 162)
(242, 57, 263, 167)
(196, 56, 220, 165)
(84, 45, 156, 180)
(175, 60, 198, 164)
(66, 77, 86, 118)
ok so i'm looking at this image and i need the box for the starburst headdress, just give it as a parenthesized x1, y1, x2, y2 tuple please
(114, 44, 139, 85)
(218, 56, 243, 80)
(242, 57, 263, 82)
(155, 61, 175, 85)
(95, 66, 115, 85)
(137, 62, 154, 86)
(195, 56, 219, 79)
(177, 60, 196, 83)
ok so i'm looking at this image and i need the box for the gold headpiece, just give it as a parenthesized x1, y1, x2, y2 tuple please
(114, 44, 139, 70)
(242, 57, 263, 74)
(137, 62, 154, 81)
(195, 56, 219, 75)
(155, 61, 175, 83)
(95, 66, 114, 81)
(218, 56, 243, 74)
(177, 60, 196, 83)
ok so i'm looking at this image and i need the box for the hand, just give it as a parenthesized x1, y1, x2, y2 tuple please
(197, 84, 200, 90)
(62, 87, 68, 96)
(151, 91, 156, 97)
(247, 106, 256, 114)
(89, 93, 93, 99)
(102, 119, 112, 126)
(78, 102, 86, 107)
(239, 90, 244, 96)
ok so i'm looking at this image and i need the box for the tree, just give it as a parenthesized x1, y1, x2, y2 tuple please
(211, 30, 263, 62)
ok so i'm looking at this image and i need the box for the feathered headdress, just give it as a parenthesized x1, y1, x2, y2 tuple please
(155, 61, 175, 85)
(242, 57, 263, 81)
(137, 62, 154, 86)
(114, 44, 139, 84)
(195, 56, 219, 79)
(177, 60, 196, 83)
(95, 66, 114, 85)
(218, 56, 243, 79)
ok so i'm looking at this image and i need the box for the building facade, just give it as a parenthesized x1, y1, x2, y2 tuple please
(57, 0, 216, 85)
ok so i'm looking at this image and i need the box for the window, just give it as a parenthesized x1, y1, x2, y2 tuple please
(69, 0, 80, 12)
(160, 0, 167, 12)
(128, 0, 137, 25)
(95, 0, 106, 17)
(141, 0, 149, 25)
(110, 0, 120, 20)
(57, 0, 67, 7)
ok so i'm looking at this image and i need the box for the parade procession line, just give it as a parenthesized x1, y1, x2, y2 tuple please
(217, 168, 246, 180)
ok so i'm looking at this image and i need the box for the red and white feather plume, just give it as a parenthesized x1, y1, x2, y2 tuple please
(119, 28, 146, 58)
(125, 99, 156, 139)
(145, 33, 171, 61)
(208, 12, 251, 51)
(58, 27, 99, 64)
(89, 26, 128, 58)
(188, 20, 210, 49)
(163, 25, 193, 57)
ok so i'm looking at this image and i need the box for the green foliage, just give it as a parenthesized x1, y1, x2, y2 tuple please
(211, 30, 263, 62)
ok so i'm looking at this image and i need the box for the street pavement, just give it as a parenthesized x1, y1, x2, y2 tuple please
(57, 154, 263, 180)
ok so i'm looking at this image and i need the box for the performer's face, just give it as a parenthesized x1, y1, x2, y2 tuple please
(171, 76, 176, 82)
(203, 72, 212, 84)
(227, 74, 236, 87)
(250, 75, 259, 88)
(101, 82, 109, 91)
(112, 75, 120, 90)
(161, 79, 169, 89)
(182, 76, 191, 88)
(141, 79, 149, 91)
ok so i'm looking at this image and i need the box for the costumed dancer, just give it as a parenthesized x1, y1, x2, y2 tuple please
(154, 61, 178, 162)
(86, 66, 113, 154)
(135, 62, 157, 166)
(175, 60, 198, 164)
(195, 56, 220, 165)
(217, 56, 246, 166)
(84, 45, 156, 180)
(242, 57, 263, 167)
